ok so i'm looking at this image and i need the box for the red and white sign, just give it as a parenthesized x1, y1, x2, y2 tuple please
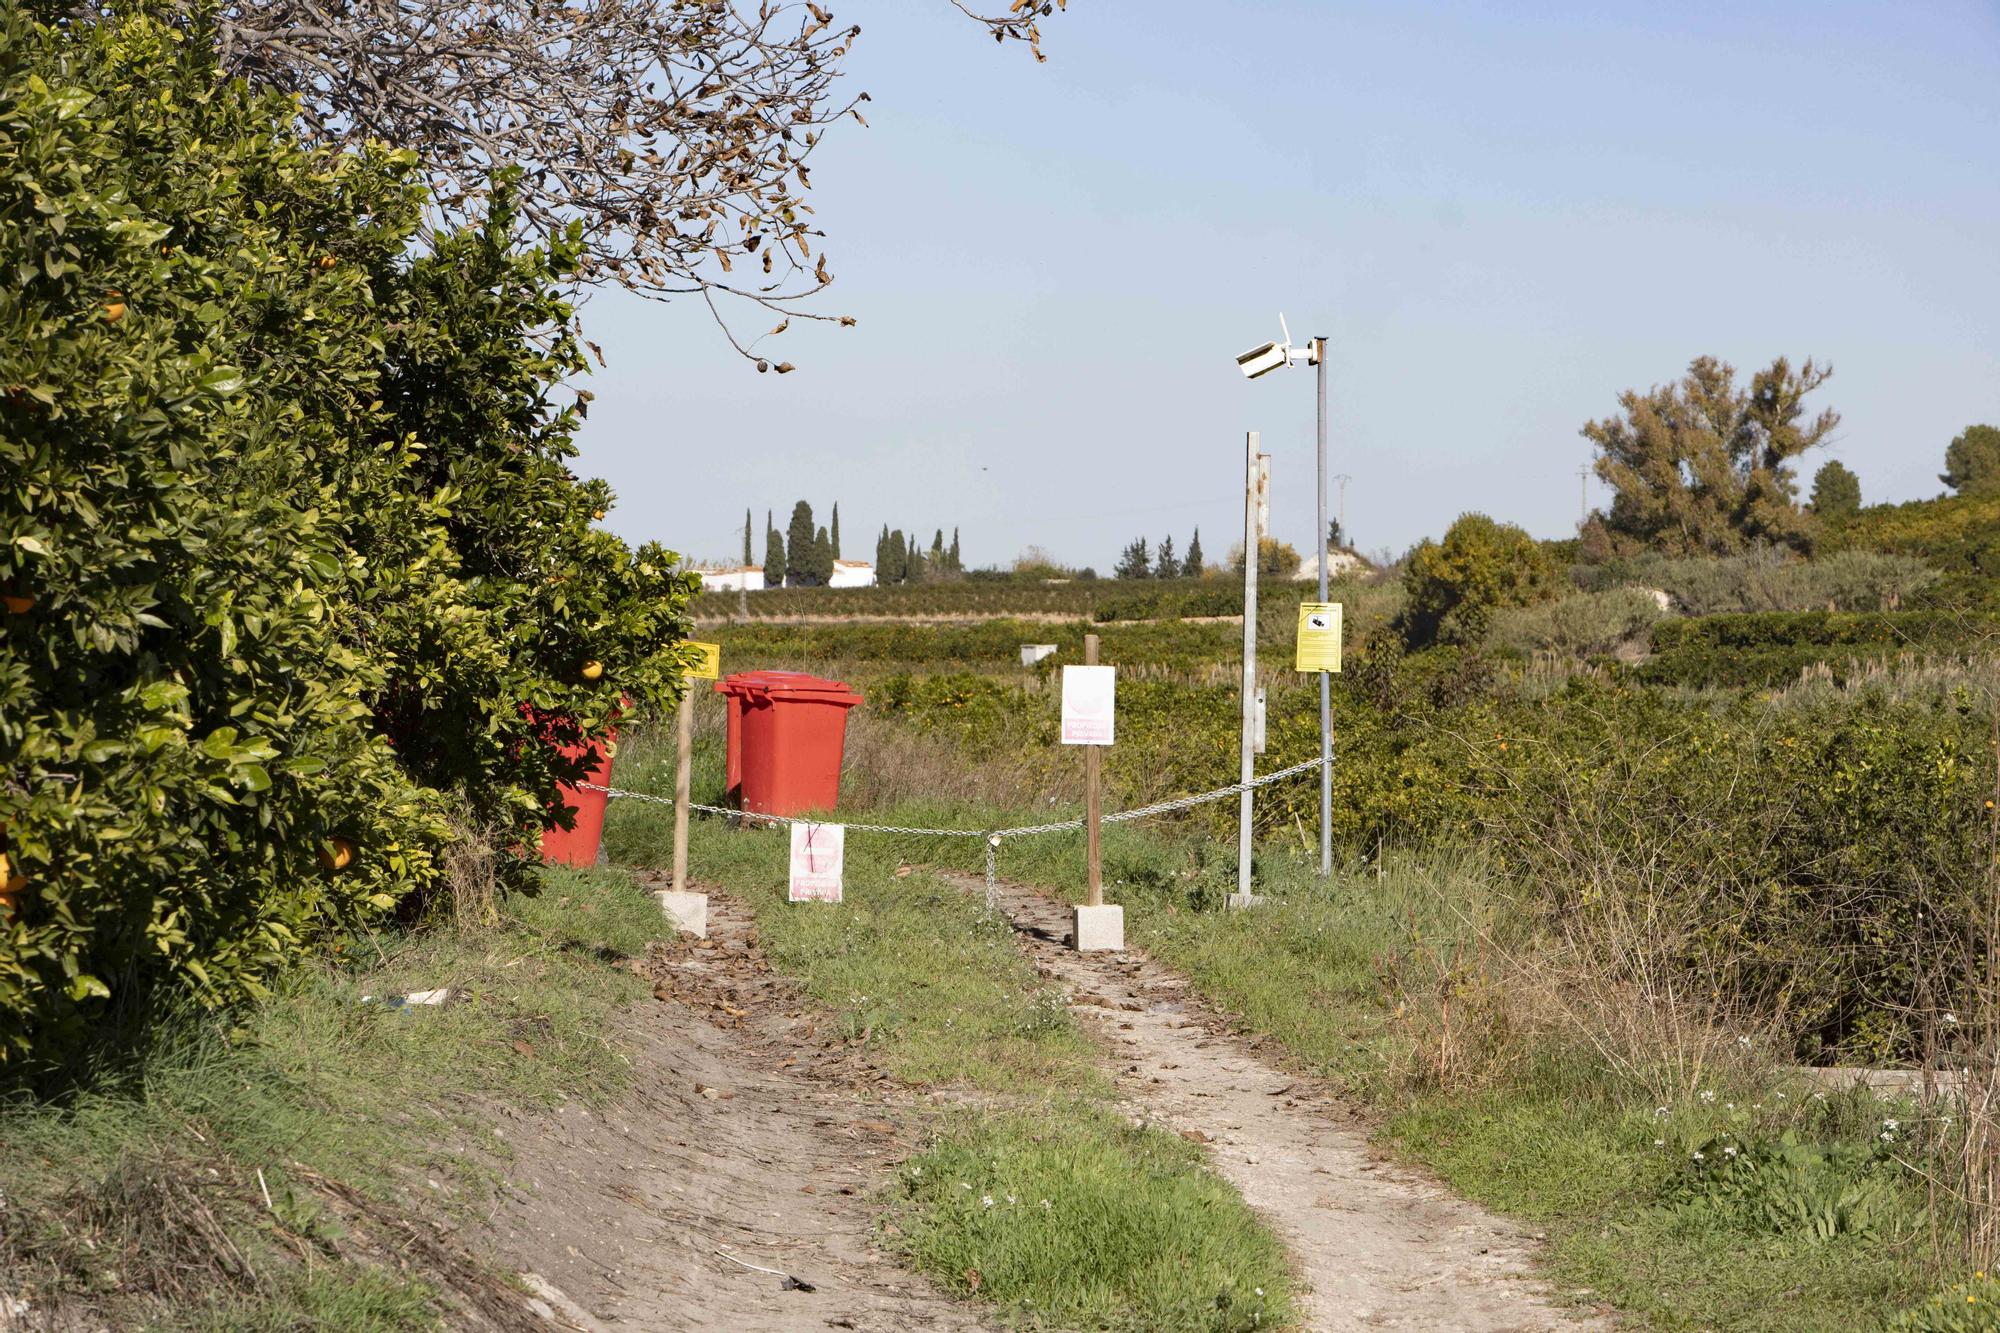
(1060, 665, 1116, 746)
(788, 822, 845, 903)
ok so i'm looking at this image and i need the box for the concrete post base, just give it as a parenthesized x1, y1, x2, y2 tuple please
(654, 890, 708, 938)
(1072, 903, 1124, 952)
(1226, 892, 1266, 910)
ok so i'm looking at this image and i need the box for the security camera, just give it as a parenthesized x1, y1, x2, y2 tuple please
(1236, 340, 1290, 379)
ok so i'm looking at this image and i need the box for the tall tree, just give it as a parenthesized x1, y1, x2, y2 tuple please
(1584, 355, 1837, 556)
(930, 529, 946, 566)
(1115, 537, 1151, 580)
(742, 509, 753, 567)
(1183, 527, 1204, 577)
(875, 524, 889, 577)
(763, 515, 785, 587)
(949, 527, 961, 571)
(906, 531, 926, 583)
(813, 526, 835, 583)
(1154, 534, 1177, 579)
(1810, 460, 1862, 522)
(831, 502, 842, 559)
(785, 500, 817, 586)
(1941, 425, 2000, 497)
(888, 529, 907, 584)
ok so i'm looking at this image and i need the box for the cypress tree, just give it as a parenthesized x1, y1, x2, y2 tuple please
(785, 500, 816, 586)
(813, 525, 834, 583)
(742, 509, 752, 567)
(763, 520, 785, 587)
(949, 526, 961, 571)
(888, 530, 905, 583)
(831, 503, 841, 559)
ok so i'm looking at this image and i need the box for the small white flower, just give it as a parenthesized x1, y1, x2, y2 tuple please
(1692, 1150, 1705, 1161)
(1945, 1013, 1960, 1026)
(1655, 1106, 1670, 1119)
(1725, 1102, 1735, 1111)
(1776, 1091, 1787, 1100)
(1699, 1090, 1716, 1104)
(1039, 1199, 1052, 1210)
(1884, 1119, 1900, 1131)
(1006, 1194, 1018, 1206)
(1738, 1035, 1753, 1049)
(1255, 1287, 1265, 1297)
(1723, 1145, 1739, 1158)
(981, 1195, 994, 1208)
(1881, 1131, 1894, 1142)
(1654, 1139, 1666, 1147)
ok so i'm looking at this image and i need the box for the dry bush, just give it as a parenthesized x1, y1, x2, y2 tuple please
(837, 709, 1067, 812)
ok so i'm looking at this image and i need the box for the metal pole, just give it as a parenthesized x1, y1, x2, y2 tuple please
(1315, 336, 1332, 878)
(1083, 632, 1103, 907)
(1236, 432, 1261, 906)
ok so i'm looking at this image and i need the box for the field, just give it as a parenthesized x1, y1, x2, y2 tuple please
(645, 536, 2000, 1331)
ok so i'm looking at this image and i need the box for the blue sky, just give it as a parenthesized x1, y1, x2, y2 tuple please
(575, 0, 2000, 571)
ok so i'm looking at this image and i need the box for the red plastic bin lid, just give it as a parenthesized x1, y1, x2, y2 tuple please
(713, 670, 862, 706)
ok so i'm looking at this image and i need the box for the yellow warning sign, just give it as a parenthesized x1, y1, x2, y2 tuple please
(684, 641, 722, 680)
(1295, 603, 1342, 673)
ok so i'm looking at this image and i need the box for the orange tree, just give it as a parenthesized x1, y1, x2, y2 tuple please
(0, 8, 692, 1068)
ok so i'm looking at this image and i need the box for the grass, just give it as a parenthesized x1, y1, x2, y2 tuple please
(0, 864, 668, 1330)
(601, 741, 1301, 1330)
(891, 1106, 1292, 1332)
(602, 705, 1962, 1330)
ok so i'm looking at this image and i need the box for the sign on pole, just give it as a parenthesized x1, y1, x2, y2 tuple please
(684, 641, 722, 680)
(788, 822, 845, 903)
(1295, 603, 1343, 674)
(1060, 664, 1116, 746)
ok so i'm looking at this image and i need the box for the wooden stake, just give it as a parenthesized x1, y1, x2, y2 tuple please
(1085, 632, 1103, 907)
(671, 689, 694, 893)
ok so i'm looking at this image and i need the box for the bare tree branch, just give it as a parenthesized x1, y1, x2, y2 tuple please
(202, 0, 1068, 358)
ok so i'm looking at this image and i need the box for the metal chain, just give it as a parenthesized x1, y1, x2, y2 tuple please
(579, 754, 1326, 844)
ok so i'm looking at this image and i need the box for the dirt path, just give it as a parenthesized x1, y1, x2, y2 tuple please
(476, 885, 994, 1332)
(959, 873, 1612, 1333)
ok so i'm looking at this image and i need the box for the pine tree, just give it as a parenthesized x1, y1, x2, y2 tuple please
(1810, 460, 1862, 521)
(1154, 534, 1176, 579)
(785, 500, 817, 586)
(1183, 527, 1204, 577)
(1115, 537, 1150, 580)
(949, 527, 961, 571)
(1942, 425, 2000, 497)
(831, 502, 841, 559)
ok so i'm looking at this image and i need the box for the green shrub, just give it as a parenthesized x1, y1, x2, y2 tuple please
(1395, 513, 1558, 648)
(1639, 610, 2000, 688)
(0, 11, 692, 1064)
(1480, 680, 1997, 1062)
(1826, 492, 2000, 576)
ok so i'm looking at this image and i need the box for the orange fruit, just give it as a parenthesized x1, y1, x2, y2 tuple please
(581, 660, 605, 682)
(317, 838, 355, 871)
(104, 302, 126, 322)
(1, 594, 32, 614)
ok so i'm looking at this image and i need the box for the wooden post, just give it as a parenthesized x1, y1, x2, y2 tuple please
(1084, 632, 1103, 907)
(670, 689, 694, 893)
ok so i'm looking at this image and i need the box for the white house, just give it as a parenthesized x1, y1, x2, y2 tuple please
(694, 565, 765, 593)
(1294, 549, 1372, 583)
(828, 560, 876, 589)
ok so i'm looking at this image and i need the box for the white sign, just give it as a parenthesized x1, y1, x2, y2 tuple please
(1061, 665, 1116, 746)
(788, 822, 845, 903)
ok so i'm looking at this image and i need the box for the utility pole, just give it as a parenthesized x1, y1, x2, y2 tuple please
(1236, 432, 1268, 908)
